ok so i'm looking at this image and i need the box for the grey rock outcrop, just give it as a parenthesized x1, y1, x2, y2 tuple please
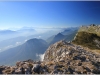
(0, 40, 100, 74)
(44, 40, 100, 74)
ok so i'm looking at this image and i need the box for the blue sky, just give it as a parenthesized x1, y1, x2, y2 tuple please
(0, 1, 100, 29)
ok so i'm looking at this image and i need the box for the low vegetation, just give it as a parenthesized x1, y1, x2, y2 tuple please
(72, 31, 100, 49)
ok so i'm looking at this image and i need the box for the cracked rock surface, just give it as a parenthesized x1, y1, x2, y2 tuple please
(0, 40, 100, 74)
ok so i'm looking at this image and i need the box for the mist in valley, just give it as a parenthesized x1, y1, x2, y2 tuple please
(0, 27, 64, 53)
(0, 26, 78, 65)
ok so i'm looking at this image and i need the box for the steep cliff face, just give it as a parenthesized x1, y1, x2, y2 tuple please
(72, 24, 100, 49)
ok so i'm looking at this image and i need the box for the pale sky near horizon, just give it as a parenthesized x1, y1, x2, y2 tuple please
(0, 1, 100, 29)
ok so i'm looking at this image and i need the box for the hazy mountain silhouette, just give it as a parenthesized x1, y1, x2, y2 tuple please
(48, 33, 65, 45)
(61, 27, 78, 35)
(47, 29, 78, 45)
(0, 30, 17, 35)
(0, 38, 48, 65)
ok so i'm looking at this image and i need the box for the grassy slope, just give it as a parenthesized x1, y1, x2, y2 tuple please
(72, 31, 100, 49)
(79, 25, 100, 36)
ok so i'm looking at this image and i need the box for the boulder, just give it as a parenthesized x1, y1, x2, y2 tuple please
(32, 64, 41, 73)
(0, 66, 5, 74)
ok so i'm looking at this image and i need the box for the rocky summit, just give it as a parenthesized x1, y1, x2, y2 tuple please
(0, 40, 100, 74)
(72, 24, 100, 49)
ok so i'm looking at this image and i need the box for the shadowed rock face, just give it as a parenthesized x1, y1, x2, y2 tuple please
(0, 40, 100, 74)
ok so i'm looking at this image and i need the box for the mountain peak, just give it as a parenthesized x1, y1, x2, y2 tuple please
(26, 38, 39, 42)
(56, 33, 63, 36)
(55, 33, 64, 38)
(0, 38, 48, 65)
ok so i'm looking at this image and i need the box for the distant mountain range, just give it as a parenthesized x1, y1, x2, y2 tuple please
(0, 27, 79, 65)
(0, 38, 48, 65)
(61, 27, 79, 35)
(47, 33, 65, 45)
(0, 36, 27, 52)
(0, 27, 78, 50)
(0, 28, 35, 42)
(46, 27, 78, 45)
(0, 25, 100, 74)
(0, 30, 17, 35)
(1, 25, 100, 74)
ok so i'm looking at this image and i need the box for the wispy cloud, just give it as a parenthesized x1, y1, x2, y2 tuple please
(4, 45, 13, 50)
(36, 53, 44, 61)
(15, 42, 21, 45)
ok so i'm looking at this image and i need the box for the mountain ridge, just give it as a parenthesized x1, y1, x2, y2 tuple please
(72, 24, 100, 50)
(0, 38, 48, 65)
(0, 40, 100, 74)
